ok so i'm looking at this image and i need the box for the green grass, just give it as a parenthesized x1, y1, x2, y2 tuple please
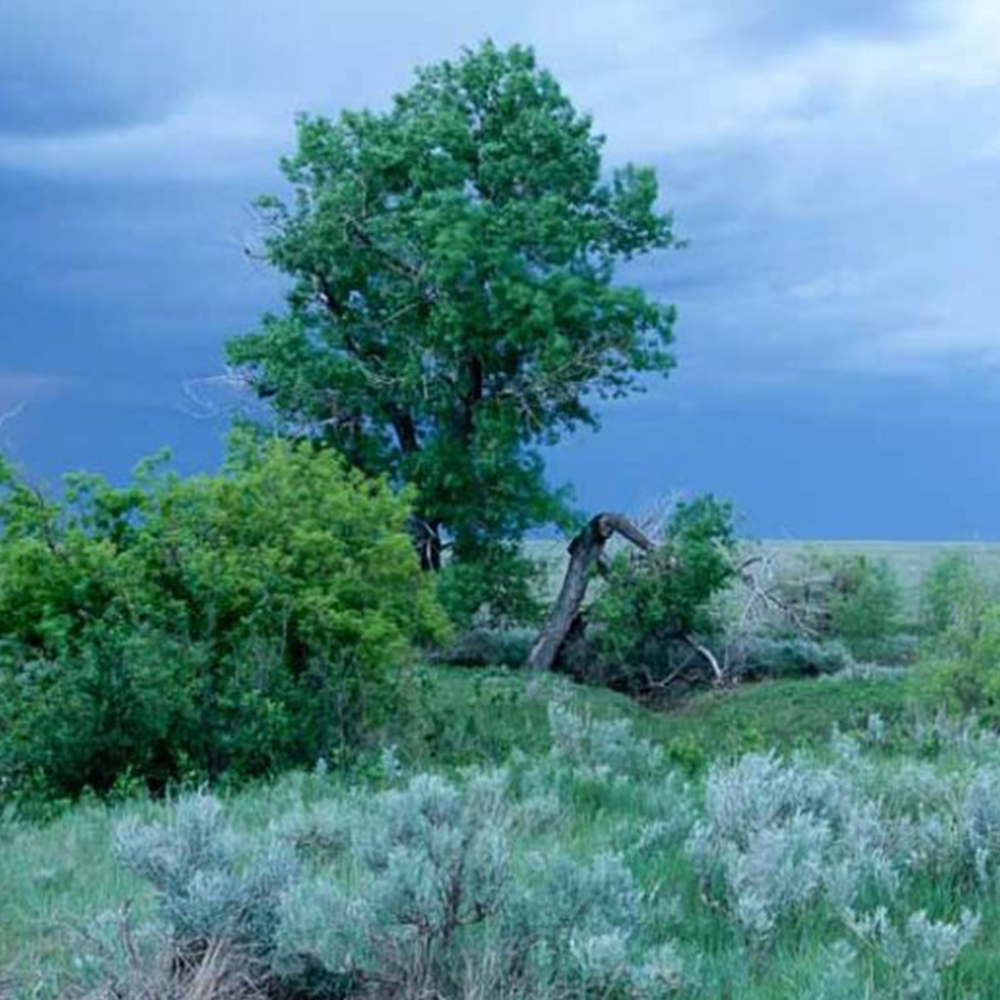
(0, 664, 985, 998)
(417, 664, 915, 772)
(657, 672, 913, 763)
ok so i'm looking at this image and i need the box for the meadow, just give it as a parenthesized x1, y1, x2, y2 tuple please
(0, 661, 993, 999)
(3, 467, 999, 1000)
(4, 33, 998, 1000)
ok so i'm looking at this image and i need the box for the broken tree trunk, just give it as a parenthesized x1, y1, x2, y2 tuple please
(527, 513, 656, 672)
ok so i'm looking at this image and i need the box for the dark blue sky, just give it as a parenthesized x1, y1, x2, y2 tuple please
(1, 0, 999, 538)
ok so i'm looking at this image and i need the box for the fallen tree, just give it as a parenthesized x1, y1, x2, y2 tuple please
(527, 513, 656, 672)
(528, 498, 816, 690)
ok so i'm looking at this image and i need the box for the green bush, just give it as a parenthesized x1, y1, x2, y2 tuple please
(0, 437, 448, 800)
(813, 554, 903, 661)
(737, 637, 854, 680)
(909, 554, 1000, 724)
(587, 496, 737, 692)
(913, 606, 1000, 724)
(436, 543, 547, 630)
(432, 627, 536, 668)
(919, 550, 995, 640)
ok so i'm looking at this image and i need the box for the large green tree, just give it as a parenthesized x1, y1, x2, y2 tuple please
(227, 41, 677, 583)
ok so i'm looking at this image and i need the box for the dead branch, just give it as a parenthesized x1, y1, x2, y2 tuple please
(179, 370, 251, 420)
(684, 634, 724, 684)
(0, 402, 26, 433)
(527, 512, 654, 672)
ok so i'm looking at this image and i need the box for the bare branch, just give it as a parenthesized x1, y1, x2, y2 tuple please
(684, 634, 724, 685)
(528, 512, 656, 672)
(0, 402, 26, 432)
(178, 370, 254, 421)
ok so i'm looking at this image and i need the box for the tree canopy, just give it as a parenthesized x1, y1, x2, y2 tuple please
(227, 41, 677, 585)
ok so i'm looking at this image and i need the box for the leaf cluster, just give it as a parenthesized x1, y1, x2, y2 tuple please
(227, 41, 677, 571)
(0, 437, 447, 800)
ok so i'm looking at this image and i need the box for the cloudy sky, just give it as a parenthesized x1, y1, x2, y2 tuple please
(1, 0, 999, 538)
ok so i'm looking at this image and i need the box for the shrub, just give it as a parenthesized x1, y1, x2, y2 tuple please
(912, 606, 1000, 725)
(919, 550, 995, 640)
(911, 553, 1000, 726)
(844, 906, 979, 1000)
(587, 495, 737, 692)
(735, 637, 854, 680)
(432, 627, 536, 668)
(277, 771, 662, 1000)
(114, 793, 296, 959)
(546, 699, 666, 779)
(819, 554, 903, 661)
(687, 753, 897, 938)
(436, 544, 547, 630)
(70, 922, 268, 1000)
(0, 438, 448, 799)
(91, 773, 670, 1000)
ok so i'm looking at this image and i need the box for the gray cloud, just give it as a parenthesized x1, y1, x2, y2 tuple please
(2, 0, 998, 377)
(2, 0, 1000, 533)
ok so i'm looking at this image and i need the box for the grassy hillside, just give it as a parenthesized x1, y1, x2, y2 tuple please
(5, 664, 972, 999)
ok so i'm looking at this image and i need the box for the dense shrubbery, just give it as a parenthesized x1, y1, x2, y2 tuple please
(436, 544, 547, 630)
(919, 550, 995, 639)
(585, 496, 737, 691)
(40, 702, 1000, 1000)
(824, 555, 903, 661)
(909, 552, 1000, 725)
(86, 765, 675, 1000)
(432, 627, 537, 668)
(0, 438, 447, 800)
(780, 552, 904, 662)
(734, 637, 855, 680)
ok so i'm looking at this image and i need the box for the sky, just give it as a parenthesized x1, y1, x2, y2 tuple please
(1, 0, 999, 539)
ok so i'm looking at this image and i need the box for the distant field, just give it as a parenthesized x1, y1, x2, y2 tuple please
(762, 539, 1000, 614)
(528, 537, 1000, 616)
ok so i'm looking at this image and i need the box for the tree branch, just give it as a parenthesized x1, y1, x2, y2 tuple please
(0, 402, 27, 432)
(528, 512, 655, 672)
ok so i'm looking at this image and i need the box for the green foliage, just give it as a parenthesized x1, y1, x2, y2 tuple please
(737, 637, 854, 680)
(0, 439, 447, 800)
(920, 550, 995, 639)
(813, 554, 904, 661)
(433, 627, 537, 668)
(914, 607, 1000, 724)
(226, 41, 677, 607)
(16, 689, 1000, 1000)
(910, 554, 1000, 725)
(588, 496, 736, 691)
(436, 544, 545, 629)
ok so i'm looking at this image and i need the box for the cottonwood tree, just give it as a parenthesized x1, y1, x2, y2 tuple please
(227, 42, 677, 611)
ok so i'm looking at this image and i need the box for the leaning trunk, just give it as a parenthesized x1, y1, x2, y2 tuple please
(528, 513, 655, 672)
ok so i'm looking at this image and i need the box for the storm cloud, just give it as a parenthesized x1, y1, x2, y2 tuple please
(1, 0, 999, 536)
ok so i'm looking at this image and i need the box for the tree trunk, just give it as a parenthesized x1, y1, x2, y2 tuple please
(527, 513, 655, 672)
(412, 517, 443, 571)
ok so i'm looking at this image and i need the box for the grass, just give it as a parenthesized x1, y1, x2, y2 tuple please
(417, 664, 916, 772)
(1, 663, 987, 998)
(2, 666, 911, 980)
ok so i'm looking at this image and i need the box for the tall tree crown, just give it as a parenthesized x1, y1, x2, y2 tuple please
(227, 41, 677, 566)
